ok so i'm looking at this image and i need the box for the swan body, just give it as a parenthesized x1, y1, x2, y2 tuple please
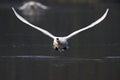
(12, 7, 109, 52)
(53, 37, 68, 51)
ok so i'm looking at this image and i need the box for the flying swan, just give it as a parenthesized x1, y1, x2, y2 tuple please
(19, 1, 48, 16)
(12, 7, 109, 52)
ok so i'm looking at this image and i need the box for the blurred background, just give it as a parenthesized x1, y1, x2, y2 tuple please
(0, 0, 120, 80)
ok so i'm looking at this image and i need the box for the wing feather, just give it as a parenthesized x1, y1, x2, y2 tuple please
(12, 7, 55, 39)
(66, 8, 109, 39)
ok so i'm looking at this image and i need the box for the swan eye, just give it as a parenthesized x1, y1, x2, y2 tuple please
(56, 38, 59, 41)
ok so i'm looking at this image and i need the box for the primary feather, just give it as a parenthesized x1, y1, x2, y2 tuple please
(12, 7, 55, 39)
(65, 8, 109, 39)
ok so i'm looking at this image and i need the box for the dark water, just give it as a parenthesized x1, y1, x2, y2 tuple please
(0, 1, 120, 80)
(0, 56, 120, 80)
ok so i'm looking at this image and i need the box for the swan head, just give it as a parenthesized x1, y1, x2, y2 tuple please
(56, 38, 60, 43)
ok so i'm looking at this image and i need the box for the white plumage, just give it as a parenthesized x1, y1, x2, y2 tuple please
(12, 7, 109, 52)
(19, 1, 48, 16)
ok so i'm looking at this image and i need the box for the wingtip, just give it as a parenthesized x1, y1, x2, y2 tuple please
(11, 7, 14, 10)
(11, 7, 17, 16)
(103, 8, 109, 18)
(106, 8, 109, 13)
(11, 7, 15, 12)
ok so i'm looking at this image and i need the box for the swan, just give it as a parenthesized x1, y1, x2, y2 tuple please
(19, 1, 48, 10)
(19, 1, 48, 16)
(12, 7, 109, 52)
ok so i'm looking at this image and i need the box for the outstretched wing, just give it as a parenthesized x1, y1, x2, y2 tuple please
(12, 7, 55, 39)
(36, 2, 48, 10)
(65, 8, 109, 40)
(19, 2, 29, 10)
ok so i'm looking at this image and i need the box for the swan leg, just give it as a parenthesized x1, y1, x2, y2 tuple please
(63, 47, 67, 50)
(63, 46, 69, 50)
(54, 47, 58, 51)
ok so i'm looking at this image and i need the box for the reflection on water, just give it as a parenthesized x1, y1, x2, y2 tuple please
(1, 56, 120, 66)
(1, 55, 120, 61)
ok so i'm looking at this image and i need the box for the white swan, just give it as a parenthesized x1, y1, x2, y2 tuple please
(12, 7, 109, 52)
(19, 1, 48, 10)
(19, 1, 48, 16)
